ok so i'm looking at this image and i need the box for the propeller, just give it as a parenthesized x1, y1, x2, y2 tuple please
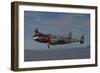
(32, 28, 38, 38)
(35, 28, 38, 33)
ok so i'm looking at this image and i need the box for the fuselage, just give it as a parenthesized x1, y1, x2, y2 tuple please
(32, 28, 84, 48)
(33, 32, 78, 45)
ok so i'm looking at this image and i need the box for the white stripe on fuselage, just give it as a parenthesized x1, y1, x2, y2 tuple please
(33, 37, 39, 40)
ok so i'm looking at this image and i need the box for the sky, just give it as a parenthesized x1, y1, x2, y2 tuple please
(24, 11, 90, 50)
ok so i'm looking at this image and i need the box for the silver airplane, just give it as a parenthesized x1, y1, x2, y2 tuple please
(32, 28, 84, 48)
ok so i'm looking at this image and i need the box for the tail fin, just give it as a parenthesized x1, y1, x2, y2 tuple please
(68, 32, 72, 39)
(80, 35, 84, 44)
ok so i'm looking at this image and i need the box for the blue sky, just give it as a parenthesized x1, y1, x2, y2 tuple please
(24, 11, 90, 50)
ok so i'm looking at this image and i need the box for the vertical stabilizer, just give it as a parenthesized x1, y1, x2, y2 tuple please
(80, 35, 84, 44)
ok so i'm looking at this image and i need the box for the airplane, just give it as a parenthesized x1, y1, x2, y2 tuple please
(32, 28, 84, 48)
